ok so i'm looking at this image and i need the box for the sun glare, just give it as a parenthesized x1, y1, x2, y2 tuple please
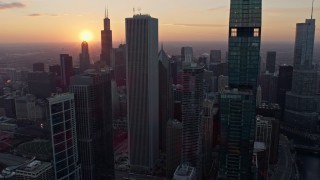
(81, 31, 92, 41)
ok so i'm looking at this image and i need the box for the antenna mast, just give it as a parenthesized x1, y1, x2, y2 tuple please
(311, 0, 315, 19)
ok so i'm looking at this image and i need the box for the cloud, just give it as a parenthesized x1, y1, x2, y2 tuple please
(170, 23, 226, 28)
(0, 2, 26, 10)
(27, 13, 59, 17)
(208, 6, 227, 11)
(28, 13, 41, 16)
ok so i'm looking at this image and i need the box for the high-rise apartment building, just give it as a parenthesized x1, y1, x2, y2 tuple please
(284, 18, 318, 131)
(219, 0, 262, 179)
(100, 9, 113, 67)
(70, 71, 114, 179)
(79, 41, 90, 73)
(126, 14, 159, 171)
(60, 54, 73, 90)
(181, 63, 204, 176)
(47, 93, 81, 180)
(266, 51, 276, 73)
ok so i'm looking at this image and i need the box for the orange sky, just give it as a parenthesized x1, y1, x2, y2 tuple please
(0, 0, 319, 43)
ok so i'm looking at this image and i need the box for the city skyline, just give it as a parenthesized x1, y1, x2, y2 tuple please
(0, 0, 319, 43)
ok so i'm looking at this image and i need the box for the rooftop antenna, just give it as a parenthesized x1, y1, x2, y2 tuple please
(104, 5, 107, 18)
(137, 7, 141, 15)
(133, 8, 135, 15)
(311, 0, 315, 19)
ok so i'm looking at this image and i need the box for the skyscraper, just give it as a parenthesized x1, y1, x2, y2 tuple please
(113, 44, 126, 86)
(277, 65, 293, 119)
(79, 41, 90, 73)
(284, 18, 318, 131)
(228, 0, 261, 90)
(60, 54, 73, 90)
(159, 45, 173, 153)
(47, 93, 81, 180)
(219, 0, 262, 179)
(126, 14, 159, 171)
(181, 63, 204, 177)
(100, 8, 112, 67)
(210, 50, 222, 63)
(70, 71, 114, 179)
(266, 51, 276, 73)
(181, 47, 193, 63)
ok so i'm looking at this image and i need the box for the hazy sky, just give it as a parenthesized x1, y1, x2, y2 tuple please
(0, 0, 319, 43)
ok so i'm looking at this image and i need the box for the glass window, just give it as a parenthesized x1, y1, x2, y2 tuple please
(231, 28, 237, 37)
(254, 28, 260, 37)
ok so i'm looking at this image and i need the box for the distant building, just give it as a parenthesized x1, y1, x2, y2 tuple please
(277, 65, 293, 118)
(47, 93, 81, 180)
(60, 54, 73, 90)
(100, 9, 113, 67)
(126, 14, 159, 171)
(266, 51, 276, 73)
(49, 64, 62, 88)
(181, 47, 193, 63)
(70, 71, 114, 179)
(27, 72, 55, 98)
(259, 73, 278, 103)
(173, 163, 196, 180)
(15, 160, 53, 180)
(112, 44, 126, 86)
(166, 119, 182, 178)
(218, 75, 228, 93)
(257, 85, 262, 106)
(210, 50, 222, 63)
(33, 63, 45, 72)
(3, 96, 16, 118)
(79, 41, 91, 72)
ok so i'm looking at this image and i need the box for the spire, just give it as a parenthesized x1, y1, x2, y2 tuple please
(311, 0, 315, 19)
(107, 5, 109, 18)
(105, 6, 106, 18)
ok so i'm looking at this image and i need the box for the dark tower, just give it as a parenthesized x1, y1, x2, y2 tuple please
(79, 41, 91, 72)
(100, 8, 113, 67)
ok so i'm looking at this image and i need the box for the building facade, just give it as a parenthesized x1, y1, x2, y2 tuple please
(181, 64, 204, 177)
(70, 71, 114, 179)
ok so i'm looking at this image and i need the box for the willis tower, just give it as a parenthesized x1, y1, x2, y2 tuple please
(100, 8, 113, 67)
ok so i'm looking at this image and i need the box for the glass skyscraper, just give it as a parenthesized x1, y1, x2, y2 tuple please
(228, 0, 262, 90)
(284, 18, 318, 131)
(219, 0, 262, 179)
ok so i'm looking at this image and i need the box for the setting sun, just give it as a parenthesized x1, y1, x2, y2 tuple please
(80, 31, 92, 41)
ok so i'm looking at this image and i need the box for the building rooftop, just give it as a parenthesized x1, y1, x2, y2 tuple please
(173, 163, 196, 179)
